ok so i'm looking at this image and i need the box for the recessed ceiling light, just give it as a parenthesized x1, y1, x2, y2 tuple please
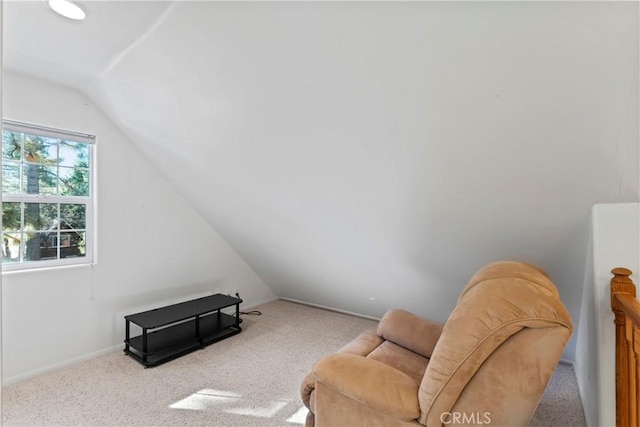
(48, 0, 86, 21)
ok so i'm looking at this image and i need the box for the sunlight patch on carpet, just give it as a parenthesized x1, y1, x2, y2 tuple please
(169, 388, 300, 420)
(286, 406, 308, 424)
(169, 389, 241, 410)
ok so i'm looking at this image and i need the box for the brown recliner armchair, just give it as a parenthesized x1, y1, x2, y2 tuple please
(300, 261, 573, 426)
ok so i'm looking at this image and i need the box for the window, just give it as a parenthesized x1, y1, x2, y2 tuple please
(1, 120, 95, 271)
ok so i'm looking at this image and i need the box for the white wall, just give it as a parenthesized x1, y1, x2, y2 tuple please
(88, 1, 639, 361)
(576, 203, 640, 427)
(1, 2, 637, 378)
(1, 71, 275, 383)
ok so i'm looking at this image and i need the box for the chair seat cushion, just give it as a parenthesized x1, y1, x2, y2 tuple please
(313, 353, 421, 421)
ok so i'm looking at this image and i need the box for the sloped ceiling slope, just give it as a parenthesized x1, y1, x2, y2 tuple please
(5, 2, 639, 358)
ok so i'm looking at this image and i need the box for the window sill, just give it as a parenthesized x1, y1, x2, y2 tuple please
(2, 261, 94, 275)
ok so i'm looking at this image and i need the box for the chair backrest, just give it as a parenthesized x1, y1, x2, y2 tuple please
(418, 261, 573, 426)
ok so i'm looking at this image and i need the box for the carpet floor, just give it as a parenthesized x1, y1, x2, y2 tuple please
(2, 299, 586, 426)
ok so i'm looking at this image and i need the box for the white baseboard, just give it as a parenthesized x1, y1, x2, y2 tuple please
(3, 296, 279, 386)
(242, 296, 279, 311)
(280, 299, 581, 364)
(2, 344, 122, 386)
(5, 296, 571, 387)
(281, 298, 577, 365)
(278, 297, 381, 321)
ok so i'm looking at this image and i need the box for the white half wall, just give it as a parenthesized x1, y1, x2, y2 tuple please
(576, 203, 640, 427)
(1, 71, 275, 383)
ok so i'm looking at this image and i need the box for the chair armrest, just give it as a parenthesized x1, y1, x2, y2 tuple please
(377, 309, 443, 358)
(312, 353, 420, 421)
(300, 372, 316, 410)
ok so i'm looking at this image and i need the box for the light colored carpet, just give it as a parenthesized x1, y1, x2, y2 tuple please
(2, 299, 586, 426)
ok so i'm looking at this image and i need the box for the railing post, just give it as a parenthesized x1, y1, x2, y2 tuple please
(636, 324, 640, 427)
(611, 267, 637, 427)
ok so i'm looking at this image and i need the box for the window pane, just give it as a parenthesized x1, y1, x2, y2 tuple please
(2, 202, 22, 232)
(24, 231, 56, 261)
(22, 164, 57, 195)
(22, 133, 57, 164)
(59, 141, 89, 168)
(61, 231, 85, 258)
(42, 137, 59, 163)
(61, 204, 86, 229)
(25, 203, 58, 231)
(59, 167, 89, 196)
(2, 232, 21, 263)
(2, 124, 93, 269)
(2, 162, 20, 194)
(2, 131, 22, 161)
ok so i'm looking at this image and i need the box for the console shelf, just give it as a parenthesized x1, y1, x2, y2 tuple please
(124, 294, 242, 367)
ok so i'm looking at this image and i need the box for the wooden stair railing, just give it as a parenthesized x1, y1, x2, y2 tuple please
(611, 267, 640, 427)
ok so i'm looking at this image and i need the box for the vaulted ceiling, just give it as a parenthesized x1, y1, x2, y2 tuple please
(4, 1, 639, 359)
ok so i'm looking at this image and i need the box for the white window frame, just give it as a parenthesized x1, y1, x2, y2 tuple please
(1, 120, 95, 272)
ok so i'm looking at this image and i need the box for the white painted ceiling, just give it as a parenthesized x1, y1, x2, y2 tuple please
(3, 1, 640, 359)
(4, 1, 174, 89)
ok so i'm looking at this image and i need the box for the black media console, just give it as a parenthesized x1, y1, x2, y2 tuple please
(124, 293, 243, 367)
